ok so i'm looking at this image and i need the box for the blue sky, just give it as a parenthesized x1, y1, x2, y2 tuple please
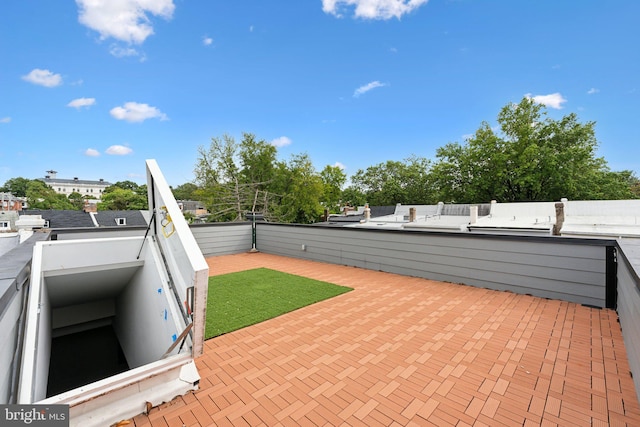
(1, 0, 638, 187)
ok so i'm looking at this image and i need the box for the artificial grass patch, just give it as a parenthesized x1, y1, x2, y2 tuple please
(205, 268, 353, 339)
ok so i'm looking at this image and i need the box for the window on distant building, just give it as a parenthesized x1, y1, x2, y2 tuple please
(0, 221, 9, 230)
(116, 218, 126, 226)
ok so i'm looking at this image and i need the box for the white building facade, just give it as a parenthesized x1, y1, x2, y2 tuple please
(41, 170, 111, 200)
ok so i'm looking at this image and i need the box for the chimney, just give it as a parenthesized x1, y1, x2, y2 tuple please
(83, 200, 97, 213)
(409, 207, 416, 222)
(552, 202, 565, 235)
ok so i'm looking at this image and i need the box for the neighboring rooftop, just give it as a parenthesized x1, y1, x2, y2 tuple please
(131, 252, 640, 426)
(561, 200, 640, 239)
(468, 201, 557, 236)
(18, 209, 148, 229)
(318, 206, 396, 227)
(335, 200, 640, 239)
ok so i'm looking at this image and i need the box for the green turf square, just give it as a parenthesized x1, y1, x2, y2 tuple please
(206, 267, 353, 339)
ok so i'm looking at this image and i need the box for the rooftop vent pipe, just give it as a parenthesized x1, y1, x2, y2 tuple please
(469, 206, 478, 224)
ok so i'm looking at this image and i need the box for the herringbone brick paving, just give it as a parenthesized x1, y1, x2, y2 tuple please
(132, 252, 640, 426)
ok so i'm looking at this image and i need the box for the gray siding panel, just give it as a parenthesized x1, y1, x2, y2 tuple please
(617, 244, 640, 400)
(191, 223, 252, 256)
(256, 224, 608, 307)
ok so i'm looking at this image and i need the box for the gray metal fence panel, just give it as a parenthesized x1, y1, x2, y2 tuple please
(190, 223, 253, 256)
(255, 224, 608, 307)
(617, 242, 640, 400)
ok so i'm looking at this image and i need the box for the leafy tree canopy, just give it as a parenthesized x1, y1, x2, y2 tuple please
(430, 97, 636, 203)
(26, 180, 75, 210)
(320, 165, 347, 213)
(194, 134, 329, 223)
(1, 177, 31, 197)
(98, 188, 147, 210)
(270, 153, 325, 223)
(104, 180, 147, 196)
(171, 182, 199, 201)
(350, 156, 435, 206)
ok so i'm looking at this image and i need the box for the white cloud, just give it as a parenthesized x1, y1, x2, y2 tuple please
(525, 92, 567, 109)
(0, 117, 10, 124)
(334, 162, 346, 170)
(110, 102, 168, 122)
(587, 88, 600, 95)
(109, 45, 141, 58)
(270, 136, 292, 148)
(354, 80, 387, 97)
(22, 69, 63, 87)
(249, 25, 254, 32)
(322, 0, 428, 20)
(76, 0, 175, 44)
(203, 36, 213, 46)
(68, 97, 96, 109)
(84, 148, 100, 157)
(106, 145, 133, 155)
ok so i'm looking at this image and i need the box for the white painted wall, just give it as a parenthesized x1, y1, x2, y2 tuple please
(18, 237, 183, 401)
(113, 239, 184, 368)
(52, 299, 116, 333)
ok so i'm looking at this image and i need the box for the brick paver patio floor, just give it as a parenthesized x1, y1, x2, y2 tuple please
(132, 252, 640, 426)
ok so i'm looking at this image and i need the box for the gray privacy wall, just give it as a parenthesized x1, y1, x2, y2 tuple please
(191, 223, 253, 256)
(253, 223, 612, 308)
(616, 241, 640, 400)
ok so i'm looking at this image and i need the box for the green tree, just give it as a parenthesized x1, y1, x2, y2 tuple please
(104, 180, 141, 193)
(628, 173, 640, 198)
(1, 177, 32, 197)
(349, 156, 434, 205)
(26, 180, 74, 209)
(68, 192, 86, 210)
(98, 188, 147, 210)
(172, 182, 199, 200)
(430, 97, 630, 203)
(320, 165, 347, 213)
(194, 134, 248, 221)
(194, 133, 288, 222)
(340, 186, 367, 207)
(271, 153, 324, 223)
(239, 133, 277, 188)
(586, 170, 638, 200)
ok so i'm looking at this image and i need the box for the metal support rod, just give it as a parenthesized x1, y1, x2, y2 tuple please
(136, 211, 155, 260)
